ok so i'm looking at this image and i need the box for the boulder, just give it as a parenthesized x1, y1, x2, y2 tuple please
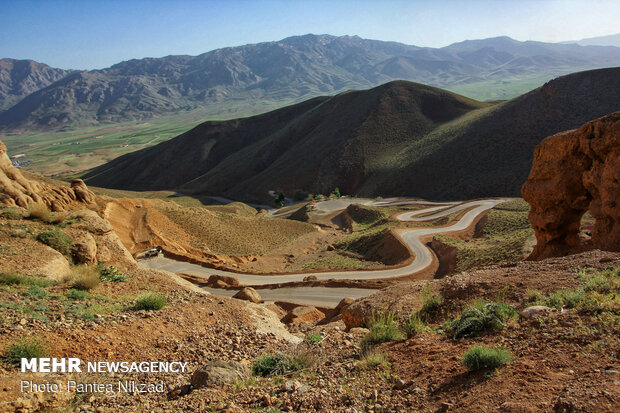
(207, 274, 241, 287)
(233, 287, 262, 303)
(521, 306, 552, 319)
(190, 360, 249, 388)
(303, 275, 318, 282)
(71, 179, 96, 205)
(71, 231, 97, 265)
(522, 112, 620, 259)
(281, 306, 325, 325)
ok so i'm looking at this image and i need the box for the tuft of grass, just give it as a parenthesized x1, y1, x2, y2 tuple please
(448, 301, 517, 339)
(0, 272, 53, 287)
(36, 228, 72, 255)
(305, 333, 323, 343)
(356, 352, 390, 370)
(26, 204, 53, 222)
(3, 337, 49, 366)
(462, 345, 512, 371)
(66, 289, 88, 301)
(24, 285, 48, 299)
(361, 312, 404, 351)
(0, 207, 24, 220)
(547, 288, 585, 309)
(97, 264, 128, 282)
(133, 293, 167, 311)
(402, 312, 426, 338)
(68, 265, 100, 291)
(420, 283, 443, 317)
(251, 351, 315, 377)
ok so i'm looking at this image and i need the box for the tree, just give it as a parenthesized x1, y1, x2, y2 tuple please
(275, 192, 285, 207)
(331, 187, 341, 198)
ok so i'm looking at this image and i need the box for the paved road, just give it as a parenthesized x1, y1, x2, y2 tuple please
(140, 199, 503, 283)
(202, 286, 380, 308)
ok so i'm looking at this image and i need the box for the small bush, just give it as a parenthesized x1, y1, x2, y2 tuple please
(25, 285, 47, 299)
(97, 264, 128, 282)
(36, 229, 72, 255)
(525, 289, 543, 304)
(0, 207, 24, 220)
(356, 352, 390, 370)
(361, 312, 404, 351)
(26, 204, 53, 222)
(449, 301, 517, 339)
(133, 293, 167, 311)
(421, 283, 443, 316)
(68, 265, 100, 291)
(462, 345, 512, 371)
(305, 333, 323, 343)
(3, 337, 48, 366)
(251, 351, 314, 377)
(402, 312, 426, 338)
(547, 289, 585, 309)
(66, 289, 87, 301)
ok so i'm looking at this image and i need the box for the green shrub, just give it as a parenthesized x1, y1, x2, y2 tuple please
(462, 345, 512, 371)
(0, 207, 24, 220)
(361, 312, 404, 351)
(66, 289, 87, 301)
(24, 285, 47, 299)
(69, 265, 100, 291)
(36, 229, 72, 255)
(133, 293, 167, 311)
(547, 289, 585, 309)
(448, 301, 517, 339)
(251, 351, 313, 377)
(3, 337, 48, 366)
(421, 283, 443, 316)
(97, 264, 128, 282)
(402, 312, 426, 338)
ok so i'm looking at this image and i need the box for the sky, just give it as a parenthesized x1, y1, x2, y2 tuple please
(1, 0, 620, 70)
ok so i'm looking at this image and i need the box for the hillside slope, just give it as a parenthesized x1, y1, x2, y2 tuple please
(3, 34, 620, 132)
(83, 80, 487, 199)
(84, 68, 620, 202)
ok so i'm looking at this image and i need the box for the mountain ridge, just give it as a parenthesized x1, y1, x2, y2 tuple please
(2, 34, 620, 133)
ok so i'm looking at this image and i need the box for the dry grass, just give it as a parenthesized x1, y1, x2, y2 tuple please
(65, 265, 100, 291)
(158, 203, 315, 256)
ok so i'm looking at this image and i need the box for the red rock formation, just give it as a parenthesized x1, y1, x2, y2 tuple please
(522, 112, 620, 260)
(0, 140, 96, 211)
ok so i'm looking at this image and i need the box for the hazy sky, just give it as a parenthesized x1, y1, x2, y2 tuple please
(1, 0, 619, 70)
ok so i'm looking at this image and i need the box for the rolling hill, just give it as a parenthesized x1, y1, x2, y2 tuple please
(83, 67, 620, 202)
(3, 34, 620, 133)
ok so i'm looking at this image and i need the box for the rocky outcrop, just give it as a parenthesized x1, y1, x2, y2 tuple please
(0, 140, 96, 210)
(233, 287, 262, 303)
(522, 112, 620, 260)
(190, 360, 250, 388)
(281, 306, 325, 325)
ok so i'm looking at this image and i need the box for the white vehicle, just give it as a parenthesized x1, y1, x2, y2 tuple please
(144, 248, 162, 258)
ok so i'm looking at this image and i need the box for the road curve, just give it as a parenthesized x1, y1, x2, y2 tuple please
(140, 199, 504, 284)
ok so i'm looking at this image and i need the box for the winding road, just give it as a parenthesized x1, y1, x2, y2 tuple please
(140, 198, 504, 301)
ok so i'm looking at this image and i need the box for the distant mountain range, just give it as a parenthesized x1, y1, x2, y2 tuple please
(2, 34, 620, 133)
(83, 67, 620, 202)
(562, 33, 620, 47)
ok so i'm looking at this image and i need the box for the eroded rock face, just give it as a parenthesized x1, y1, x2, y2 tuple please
(522, 112, 620, 259)
(0, 140, 97, 210)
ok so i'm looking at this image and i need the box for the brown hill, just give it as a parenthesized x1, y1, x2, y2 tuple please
(84, 68, 620, 202)
(83, 80, 487, 201)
